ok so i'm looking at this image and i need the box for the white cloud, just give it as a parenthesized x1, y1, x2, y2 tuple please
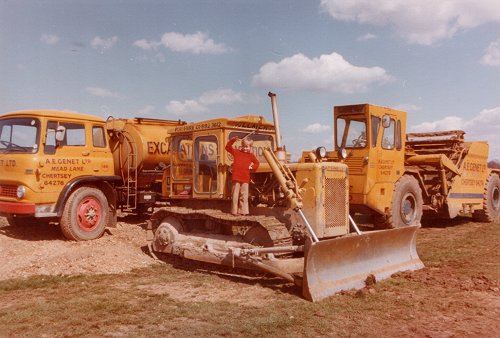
(137, 105, 156, 116)
(40, 34, 59, 45)
(166, 89, 246, 116)
(252, 52, 392, 93)
(91, 36, 119, 51)
(320, 0, 500, 45)
(302, 123, 332, 133)
(393, 104, 422, 113)
(161, 32, 229, 54)
(166, 100, 209, 116)
(133, 39, 160, 51)
(86, 87, 121, 98)
(410, 107, 500, 160)
(198, 89, 245, 105)
(133, 31, 230, 55)
(357, 33, 377, 41)
(481, 37, 500, 66)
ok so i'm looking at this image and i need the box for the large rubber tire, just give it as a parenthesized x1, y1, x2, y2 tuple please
(60, 187, 109, 241)
(473, 173, 500, 223)
(383, 175, 423, 228)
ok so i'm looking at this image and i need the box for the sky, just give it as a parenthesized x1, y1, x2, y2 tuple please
(1, 0, 499, 161)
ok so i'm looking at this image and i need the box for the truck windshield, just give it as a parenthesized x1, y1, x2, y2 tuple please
(336, 117, 367, 148)
(0, 118, 40, 153)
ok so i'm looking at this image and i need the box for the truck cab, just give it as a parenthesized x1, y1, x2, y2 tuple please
(301, 104, 419, 228)
(0, 110, 119, 240)
(332, 104, 406, 217)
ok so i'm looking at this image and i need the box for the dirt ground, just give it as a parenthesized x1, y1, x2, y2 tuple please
(0, 215, 157, 280)
(0, 215, 498, 337)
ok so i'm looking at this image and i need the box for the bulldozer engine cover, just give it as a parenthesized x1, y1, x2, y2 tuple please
(302, 225, 423, 302)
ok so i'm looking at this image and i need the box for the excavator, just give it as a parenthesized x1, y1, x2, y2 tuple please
(147, 93, 423, 301)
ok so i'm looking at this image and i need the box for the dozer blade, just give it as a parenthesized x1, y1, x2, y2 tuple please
(302, 225, 424, 302)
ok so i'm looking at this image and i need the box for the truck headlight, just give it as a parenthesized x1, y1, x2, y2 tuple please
(338, 148, 348, 160)
(16, 185, 26, 199)
(315, 146, 327, 159)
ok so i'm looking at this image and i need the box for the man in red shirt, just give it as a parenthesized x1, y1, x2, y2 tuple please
(225, 136, 260, 215)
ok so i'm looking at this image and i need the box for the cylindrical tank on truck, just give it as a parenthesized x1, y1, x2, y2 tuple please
(105, 117, 186, 211)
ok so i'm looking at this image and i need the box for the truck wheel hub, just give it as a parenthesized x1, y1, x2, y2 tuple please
(493, 187, 500, 210)
(401, 193, 416, 224)
(77, 197, 102, 231)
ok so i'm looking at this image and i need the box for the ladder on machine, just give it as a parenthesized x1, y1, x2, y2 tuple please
(122, 132, 138, 211)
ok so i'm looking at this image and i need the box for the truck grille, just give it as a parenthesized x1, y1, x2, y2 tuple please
(345, 157, 364, 173)
(324, 177, 348, 228)
(0, 184, 17, 198)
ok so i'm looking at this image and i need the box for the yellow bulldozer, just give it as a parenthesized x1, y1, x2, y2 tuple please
(300, 103, 500, 228)
(147, 94, 424, 301)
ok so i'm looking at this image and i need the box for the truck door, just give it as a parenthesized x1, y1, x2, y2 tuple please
(89, 124, 113, 176)
(376, 115, 403, 183)
(194, 135, 218, 195)
(42, 121, 91, 195)
(170, 135, 193, 197)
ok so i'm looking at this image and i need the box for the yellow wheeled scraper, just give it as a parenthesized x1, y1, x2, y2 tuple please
(147, 92, 424, 301)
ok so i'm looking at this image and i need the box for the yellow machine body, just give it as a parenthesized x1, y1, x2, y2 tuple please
(0, 110, 185, 240)
(300, 103, 499, 226)
(0, 110, 115, 218)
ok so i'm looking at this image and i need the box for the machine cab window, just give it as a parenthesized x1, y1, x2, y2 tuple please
(44, 121, 86, 154)
(227, 132, 274, 163)
(381, 117, 395, 150)
(0, 118, 40, 153)
(92, 126, 106, 148)
(171, 135, 193, 180)
(371, 116, 381, 147)
(194, 135, 218, 194)
(336, 117, 367, 148)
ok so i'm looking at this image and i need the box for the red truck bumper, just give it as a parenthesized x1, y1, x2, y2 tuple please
(0, 201, 36, 214)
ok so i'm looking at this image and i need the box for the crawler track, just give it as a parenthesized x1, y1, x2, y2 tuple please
(150, 207, 293, 247)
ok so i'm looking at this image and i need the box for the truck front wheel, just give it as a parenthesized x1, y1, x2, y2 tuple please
(379, 175, 423, 229)
(60, 187, 109, 241)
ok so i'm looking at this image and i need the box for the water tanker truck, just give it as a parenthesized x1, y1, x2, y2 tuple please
(0, 110, 185, 240)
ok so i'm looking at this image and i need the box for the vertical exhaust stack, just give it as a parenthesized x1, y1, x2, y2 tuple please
(268, 92, 287, 163)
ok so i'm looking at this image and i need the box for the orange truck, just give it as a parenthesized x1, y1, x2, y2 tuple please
(0, 110, 184, 240)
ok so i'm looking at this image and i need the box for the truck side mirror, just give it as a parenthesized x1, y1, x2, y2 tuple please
(55, 126, 66, 143)
(382, 115, 391, 128)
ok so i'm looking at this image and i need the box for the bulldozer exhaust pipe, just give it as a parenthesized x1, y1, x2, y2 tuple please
(268, 92, 286, 162)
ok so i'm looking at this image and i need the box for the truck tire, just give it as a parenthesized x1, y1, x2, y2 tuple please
(473, 173, 500, 223)
(60, 187, 109, 241)
(383, 175, 423, 228)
